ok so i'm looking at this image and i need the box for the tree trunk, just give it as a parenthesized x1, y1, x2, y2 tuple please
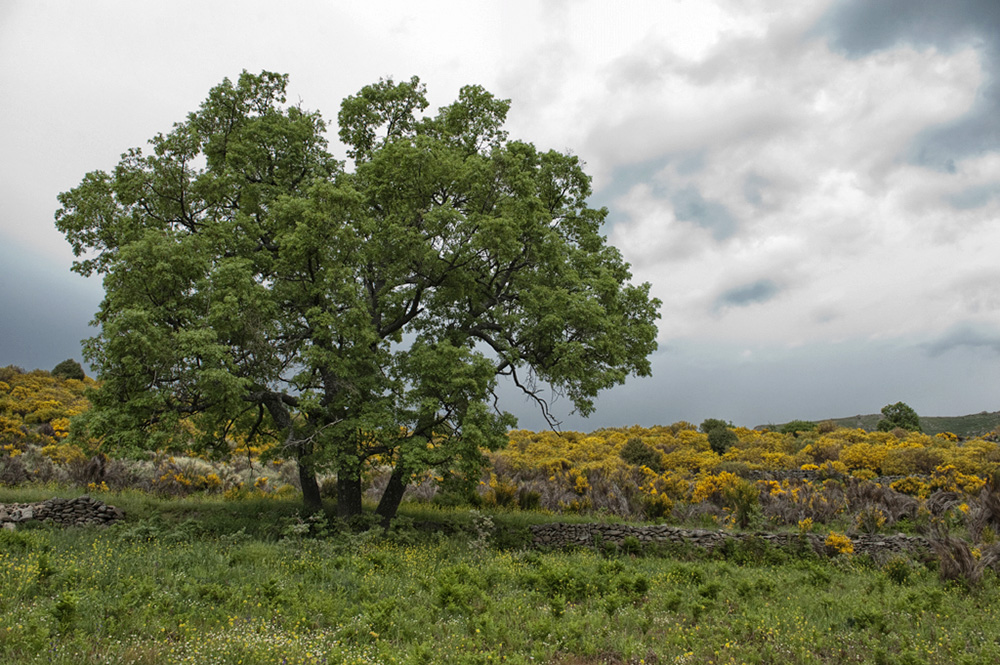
(375, 466, 409, 528)
(337, 469, 364, 519)
(258, 393, 323, 513)
(298, 459, 322, 514)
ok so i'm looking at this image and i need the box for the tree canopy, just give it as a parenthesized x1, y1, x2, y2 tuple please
(55, 71, 661, 520)
(877, 402, 922, 433)
(52, 359, 86, 381)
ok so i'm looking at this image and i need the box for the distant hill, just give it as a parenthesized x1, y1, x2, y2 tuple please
(764, 411, 1000, 439)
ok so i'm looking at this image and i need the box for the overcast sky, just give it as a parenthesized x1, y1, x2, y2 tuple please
(2, 0, 1000, 430)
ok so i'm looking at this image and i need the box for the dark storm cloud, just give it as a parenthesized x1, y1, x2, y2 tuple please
(923, 323, 1000, 357)
(672, 186, 738, 241)
(0, 240, 102, 373)
(818, 0, 1000, 169)
(714, 279, 781, 310)
(820, 0, 998, 54)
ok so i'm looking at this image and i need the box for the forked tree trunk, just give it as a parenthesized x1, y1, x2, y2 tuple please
(375, 466, 409, 527)
(259, 394, 324, 514)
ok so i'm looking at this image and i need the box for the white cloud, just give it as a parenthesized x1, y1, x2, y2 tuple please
(594, 10, 995, 350)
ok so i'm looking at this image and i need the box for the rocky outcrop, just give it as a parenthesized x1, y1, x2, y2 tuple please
(529, 522, 929, 558)
(0, 495, 125, 530)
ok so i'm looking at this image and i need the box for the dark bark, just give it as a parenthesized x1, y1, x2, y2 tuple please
(375, 466, 409, 527)
(298, 458, 322, 513)
(258, 391, 322, 514)
(337, 468, 364, 518)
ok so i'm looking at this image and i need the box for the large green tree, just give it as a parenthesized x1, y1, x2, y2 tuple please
(876, 402, 921, 433)
(56, 71, 660, 521)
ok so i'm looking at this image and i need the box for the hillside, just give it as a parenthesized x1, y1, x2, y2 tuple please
(775, 410, 1000, 438)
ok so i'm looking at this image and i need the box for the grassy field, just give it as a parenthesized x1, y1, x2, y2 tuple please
(2, 489, 1000, 665)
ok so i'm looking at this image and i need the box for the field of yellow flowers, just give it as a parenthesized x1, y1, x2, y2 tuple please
(482, 423, 1000, 535)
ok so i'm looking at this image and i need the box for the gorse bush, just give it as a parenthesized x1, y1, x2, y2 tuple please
(0, 366, 94, 449)
(488, 424, 1000, 529)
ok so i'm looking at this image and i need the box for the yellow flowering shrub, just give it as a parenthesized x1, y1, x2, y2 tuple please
(929, 464, 985, 494)
(758, 480, 784, 497)
(890, 476, 930, 498)
(0, 415, 23, 439)
(202, 472, 223, 489)
(825, 531, 854, 555)
(662, 447, 720, 473)
(484, 472, 519, 507)
(648, 469, 691, 500)
(690, 471, 743, 504)
(881, 443, 946, 475)
(839, 442, 888, 474)
(40, 443, 87, 465)
(946, 438, 1000, 476)
(816, 460, 848, 476)
(855, 506, 887, 534)
(851, 468, 877, 481)
(50, 417, 71, 439)
(798, 439, 841, 466)
(641, 492, 673, 519)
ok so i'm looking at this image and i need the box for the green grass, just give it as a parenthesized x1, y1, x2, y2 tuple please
(772, 411, 1000, 438)
(2, 491, 1000, 664)
(919, 412, 1000, 438)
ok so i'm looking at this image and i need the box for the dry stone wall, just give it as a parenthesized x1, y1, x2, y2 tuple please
(0, 496, 125, 530)
(529, 522, 930, 558)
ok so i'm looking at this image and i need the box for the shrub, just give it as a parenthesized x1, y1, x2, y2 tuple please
(483, 473, 519, 508)
(817, 420, 837, 434)
(51, 359, 85, 381)
(641, 492, 673, 519)
(891, 476, 929, 498)
(930, 538, 1000, 588)
(781, 420, 817, 435)
(855, 506, 887, 534)
(39, 443, 87, 466)
(883, 556, 913, 585)
(517, 488, 541, 511)
(619, 437, 662, 472)
(825, 531, 854, 556)
(707, 427, 738, 456)
(621, 535, 642, 556)
(722, 477, 760, 529)
(700, 418, 731, 433)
